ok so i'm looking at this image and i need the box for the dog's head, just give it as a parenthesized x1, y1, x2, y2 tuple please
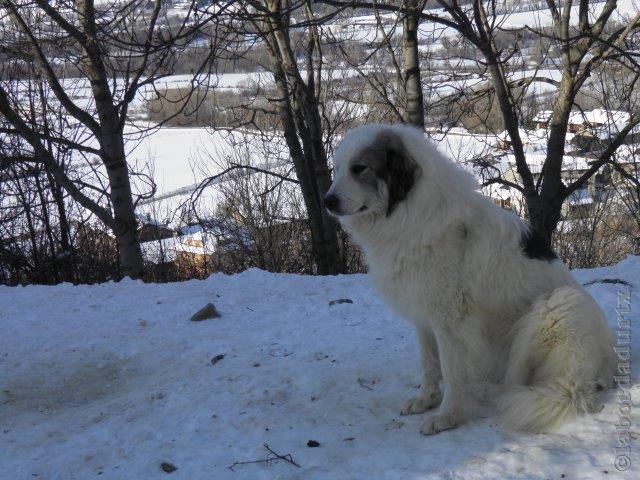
(324, 126, 420, 218)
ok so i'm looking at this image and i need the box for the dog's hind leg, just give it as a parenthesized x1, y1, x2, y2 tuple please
(401, 325, 442, 415)
(498, 287, 616, 432)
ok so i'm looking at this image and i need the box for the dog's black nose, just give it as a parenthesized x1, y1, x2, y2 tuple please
(324, 193, 340, 211)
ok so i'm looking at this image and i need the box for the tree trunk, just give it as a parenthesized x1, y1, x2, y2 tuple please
(102, 133, 145, 279)
(108, 167, 144, 279)
(264, 4, 342, 274)
(77, 0, 145, 279)
(402, 1, 424, 128)
(34, 169, 59, 283)
(271, 63, 342, 274)
(46, 168, 75, 282)
(530, 77, 575, 243)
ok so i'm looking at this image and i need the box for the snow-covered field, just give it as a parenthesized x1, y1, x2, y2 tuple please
(1, 257, 638, 479)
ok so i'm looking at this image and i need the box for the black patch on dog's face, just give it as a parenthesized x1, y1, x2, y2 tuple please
(353, 130, 419, 215)
(520, 226, 557, 261)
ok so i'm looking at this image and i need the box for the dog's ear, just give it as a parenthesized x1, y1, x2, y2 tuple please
(378, 131, 420, 215)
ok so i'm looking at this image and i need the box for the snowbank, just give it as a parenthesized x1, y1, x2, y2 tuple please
(1, 258, 639, 479)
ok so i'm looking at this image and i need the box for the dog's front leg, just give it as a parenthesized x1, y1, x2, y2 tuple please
(419, 322, 474, 435)
(401, 325, 442, 415)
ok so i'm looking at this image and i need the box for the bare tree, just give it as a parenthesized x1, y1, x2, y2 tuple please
(0, 0, 223, 278)
(199, 0, 344, 274)
(322, 0, 430, 128)
(321, 0, 640, 243)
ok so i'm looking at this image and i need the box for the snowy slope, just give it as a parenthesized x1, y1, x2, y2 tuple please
(1, 258, 639, 479)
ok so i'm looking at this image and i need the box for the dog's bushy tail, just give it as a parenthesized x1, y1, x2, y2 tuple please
(498, 383, 577, 432)
(498, 286, 615, 433)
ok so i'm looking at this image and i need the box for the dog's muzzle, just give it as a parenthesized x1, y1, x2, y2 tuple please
(324, 193, 340, 214)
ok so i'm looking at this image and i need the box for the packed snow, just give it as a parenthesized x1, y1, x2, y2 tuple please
(1, 257, 639, 479)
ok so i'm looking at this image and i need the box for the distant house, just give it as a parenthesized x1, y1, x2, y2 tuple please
(565, 187, 593, 218)
(137, 214, 175, 243)
(533, 110, 553, 130)
(501, 145, 640, 218)
(496, 128, 548, 152)
(489, 109, 639, 217)
(139, 219, 252, 273)
(534, 108, 640, 153)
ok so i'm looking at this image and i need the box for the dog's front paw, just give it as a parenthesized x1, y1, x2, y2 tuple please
(419, 410, 461, 435)
(400, 390, 442, 415)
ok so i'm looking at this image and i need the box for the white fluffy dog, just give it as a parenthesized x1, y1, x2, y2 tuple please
(324, 123, 616, 434)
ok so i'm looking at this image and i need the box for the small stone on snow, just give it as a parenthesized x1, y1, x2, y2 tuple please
(160, 462, 177, 473)
(210, 354, 225, 365)
(190, 303, 221, 321)
(328, 298, 353, 306)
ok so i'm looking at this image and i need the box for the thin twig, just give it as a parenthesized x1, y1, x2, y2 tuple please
(357, 377, 374, 391)
(583, 278, 632, 287)
(228, 443, 301, 471)
(263, 443, 301, 468)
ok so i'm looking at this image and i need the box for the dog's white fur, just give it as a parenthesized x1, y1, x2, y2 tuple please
(327, 123, 616, 434)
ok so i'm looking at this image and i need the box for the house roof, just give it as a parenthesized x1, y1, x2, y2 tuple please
(497, 128, 548, 143)
(496, 128, 571, 154)
(535, 108, 636, 139)
(533, 110, 553, 123)
(505, 153, 591, 174)
(140, 221, 252, 264)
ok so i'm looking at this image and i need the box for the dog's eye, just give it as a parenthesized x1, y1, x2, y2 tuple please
(351, 164, 368, 174)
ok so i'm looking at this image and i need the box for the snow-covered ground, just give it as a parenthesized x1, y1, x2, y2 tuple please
(62, 125, 294, 229)
(1, 258, 639, 479)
